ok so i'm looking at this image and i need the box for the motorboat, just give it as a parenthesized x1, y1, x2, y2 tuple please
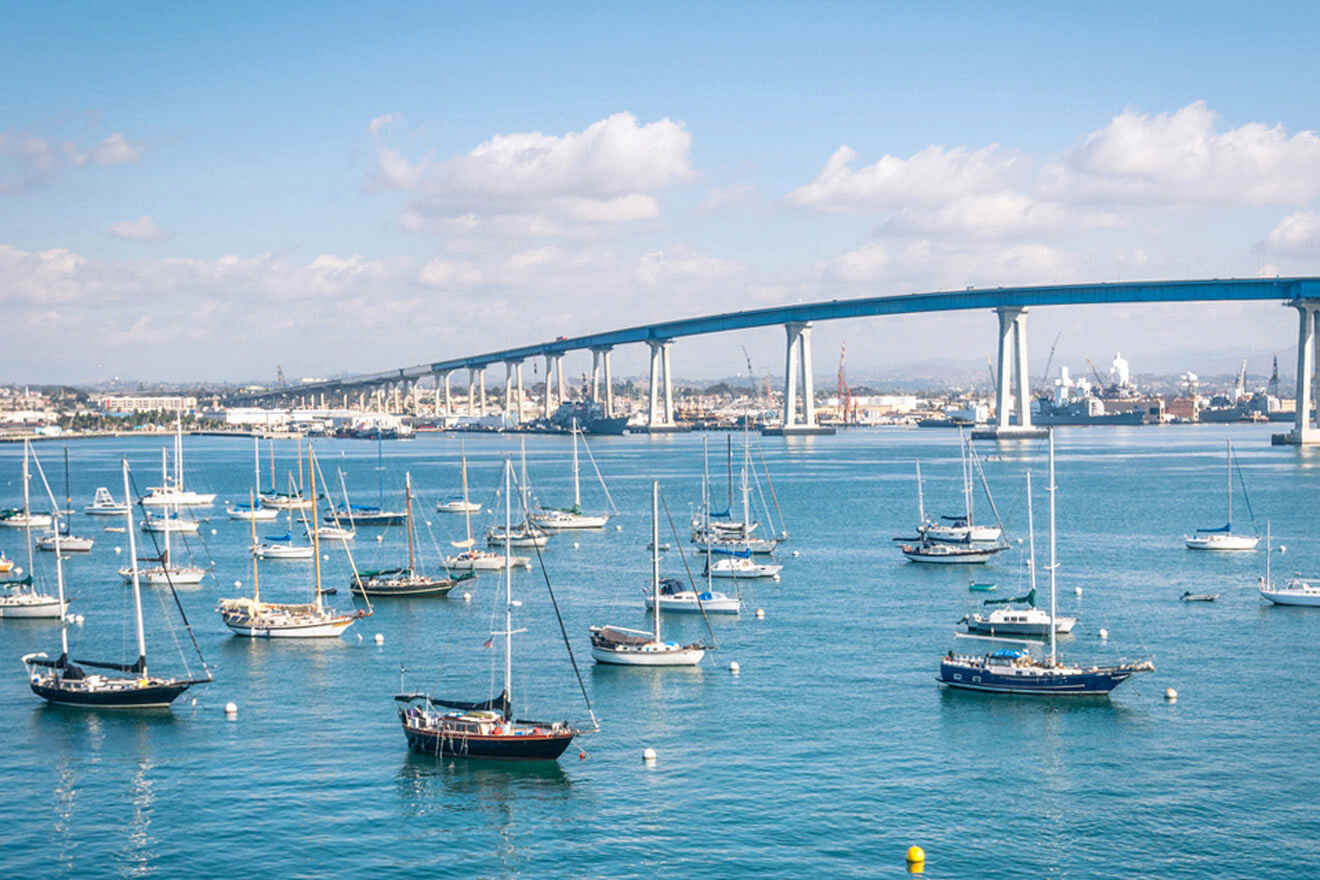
(486, 523, 549, 548)
(83, 487, 129, 516)
(436, 497, 481, 514)
(706, 555, 782, 579)
(141, 512, 200, 535)
(36, 532, 94, 553)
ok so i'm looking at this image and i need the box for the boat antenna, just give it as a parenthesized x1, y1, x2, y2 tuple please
(1047, 429, 1057, 667)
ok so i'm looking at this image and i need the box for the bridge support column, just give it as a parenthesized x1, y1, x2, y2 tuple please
(603, 348, 614, 418)
(504, 362, 516, 425)
(768, 322, 833, 436)
(515, 363, 525, 424)
(590, 345, 615, 417)
(466, 371, 476, 417)
(590, 349, 602, 403)
(1278, 301, 1320, 445)
(478, 370, 486, 416)
(543, 355, 557, 417)
(645, 339, 679, 431)
(556, 356, 567, 403)
(977, 307, 1047, 440)
(442, 372, 452, 422)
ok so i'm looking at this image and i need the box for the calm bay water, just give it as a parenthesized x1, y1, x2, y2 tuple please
(1, 425, 1317, 878)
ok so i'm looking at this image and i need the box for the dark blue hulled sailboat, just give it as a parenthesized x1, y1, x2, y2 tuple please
(939, 431, 1153, 697)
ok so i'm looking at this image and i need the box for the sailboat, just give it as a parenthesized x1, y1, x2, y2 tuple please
(120, 462, 208, 586)
(0, 444, 52, 530)
(310, 469, 356, 541)
(141, 414, 216, 507)
(1258, 522, 1320, 605)
(445, 452, 527, 571)
(217, 446, 369, 638)
(1185, 440, 1260, 550)
(261, 436, 313, 510)
(351, 472, 473, 597)
(326, 430, 406, 526)
(899, 459, 1007, 563)
(960, 474, 1076, 638)
(22, 458, 213, 708)
(938, 431, 1154, 696)
(487, 440, 550, 548)
(36, 450, 94, 552)
(917, 433, 1004, 544)
(228, 437, 281, 520)
(1, 442, 69, 619)
(590, 481, 708, 666)
(529, 418, 614, 530)
(84, 487, 129, 516)
(649, 447, 740, 613)
(395, 458, 598, 760)
(436, 445, 482, 514)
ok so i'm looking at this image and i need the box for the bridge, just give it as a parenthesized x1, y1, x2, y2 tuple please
(245, 277, 1320, 444)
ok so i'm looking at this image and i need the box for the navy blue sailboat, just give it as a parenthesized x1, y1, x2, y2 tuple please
(939, 431, 1153, 696)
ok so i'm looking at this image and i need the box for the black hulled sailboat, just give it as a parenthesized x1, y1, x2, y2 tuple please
(22, 458, 212, 709)
(351, 472, 473, 598)
(395, 458, 597, 760)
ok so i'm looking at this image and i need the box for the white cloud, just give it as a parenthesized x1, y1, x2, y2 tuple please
(1041, 102, 1320, 206)
(1263, 211, 1320, 257)
(369, 113, 401, 135)
(417, 257, 483, 287)
(636, 246, 741, 287)
(825, 239, 1074, 287)
(699, 183, 756, 212)
(109, 215, 167, 241)
(374, 112, 691, 230)
(85, 132, 144, 166)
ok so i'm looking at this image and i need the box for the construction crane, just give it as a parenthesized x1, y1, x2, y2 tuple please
(740, 345, 763, 407)
(837, 341, 855, 424)
(1085, 357, 1107, 394)
(1037, 331, 1062, 393)
(984, 355, 996, 396)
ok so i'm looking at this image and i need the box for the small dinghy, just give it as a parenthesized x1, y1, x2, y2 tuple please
(1180, 591, 1219, 602)
(969, 581, 997, 592)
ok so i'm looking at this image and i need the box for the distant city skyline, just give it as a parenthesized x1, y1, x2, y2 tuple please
(3, 2, 1318, 383)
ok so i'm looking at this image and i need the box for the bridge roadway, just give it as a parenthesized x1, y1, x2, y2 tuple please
(253, 277, 1320, 443)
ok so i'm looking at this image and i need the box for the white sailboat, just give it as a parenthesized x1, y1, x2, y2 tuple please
(591, 481, 707, 666)
(651, 442, 741, 613)
(0, 444, 52, 530)
(436, 444, 482, 514)
(529, 419, 613, 530)
(141, 415, 216, 507)
(121, 480, 207, 586)
(1258, 522, 1320, 606)
(218, 446, 368, 638)
(0, 442, 68, 619)
(1185, 440, 1260, 550)
(446, 451, 528, 570)
(917, 433, 1003, 544)
(228, 437, 280, 520)
(693, 436, 781, 556)
(487, 441, 550, 548)
(310, 469, 357, 541)
(260, 435, 313, 510)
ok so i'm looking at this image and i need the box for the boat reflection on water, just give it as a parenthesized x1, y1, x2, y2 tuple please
(395, 752, 571, 814)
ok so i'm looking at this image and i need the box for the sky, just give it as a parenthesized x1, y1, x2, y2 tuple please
(3, 1, 1319, 387)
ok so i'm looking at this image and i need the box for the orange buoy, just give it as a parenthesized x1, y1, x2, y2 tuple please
(578, 750, 587, 760)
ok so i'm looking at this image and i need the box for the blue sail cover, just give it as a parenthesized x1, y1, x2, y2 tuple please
(1196, 523, 1232, 533)
(263, 533, 292, 542)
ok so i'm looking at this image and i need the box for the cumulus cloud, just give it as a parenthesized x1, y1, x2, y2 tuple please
(825, 239, 1074, 288)
(109, 215, 167, 241)
(790, 144, 1027, 211)
(1, 129, 144, 193)
(417, 257, 483, 287)
(636, 246, 741, 287)
(1262, 211, 1320, 257)
(1041, 102, 1320, 206)
(373, 112, 691, 230)
(369, 113, 401, 135)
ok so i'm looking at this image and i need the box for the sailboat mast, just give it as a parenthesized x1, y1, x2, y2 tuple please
(703, 436, 710, 520)
(123, 460, 148, 673)
(1025, 470, 1037, 600)
(1226, 439, 1232, 528)
(1047, 430, 1057, 666)
(651, 480, 661, 642)
(461, 450, 472, 544)
(310, 447, 323, 612)
(376, 428, 384, 508)
(21, 441, 34, 580)
(297, 435, 304, 497)
(250, 489, 260, 603)
(915, 461, 925, 525)
(63, 447, 71, 515)
(503, 459, 513, 706)
(741, 437, 751, 528)
(520, 438, 530, 523)
(175, 412, 184, 492)
(961, 431, 973, 526)
(405, 471, 415, 575)
(268, 438, 276, 497)
(572, 418, 581, 509)
(726, 435, 733, 513)
(253, 435, 260, 502)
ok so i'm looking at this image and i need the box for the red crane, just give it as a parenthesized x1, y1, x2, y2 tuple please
(837, 341, 856, 424)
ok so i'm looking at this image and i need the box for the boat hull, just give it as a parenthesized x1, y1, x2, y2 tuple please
(351, 580, 456, 598)
(902, 548, 997, 564)
(644, 596, 740, 614)
(1260, 587, 1320, 606)
(401, 723, 575, 760)
(121, 567, 208, 586)
(29, 677, 193, 709)
(938, 660, 1137, 695)
(590, 645, 706, 666)
(0, 598, 68, 618)
(222, 616, 358, 638)
(1185, 534, 1260, 551)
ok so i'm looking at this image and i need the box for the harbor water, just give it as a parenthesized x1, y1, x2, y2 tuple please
(0, 425, 1316, 878)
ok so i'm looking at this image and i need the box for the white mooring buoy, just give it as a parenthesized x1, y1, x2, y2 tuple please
(729, 661, 740, 674)
(1165, 688, 1178, 702)
(791, 550, 800, 558)
(225, 701, 238, 718)
(754, 608, 765, 619)
(1098, 628, 1109, 640)
(1075, 586, 1083, 597)
(642, 747, 657, 763)
(373, 633, 385, 645)
(463, 592, 472, 603)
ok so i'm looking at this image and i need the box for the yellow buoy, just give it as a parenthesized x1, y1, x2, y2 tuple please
(906, 846, 925, 873)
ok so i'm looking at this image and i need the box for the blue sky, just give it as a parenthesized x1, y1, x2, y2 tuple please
(3, 1, 1319, 385)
